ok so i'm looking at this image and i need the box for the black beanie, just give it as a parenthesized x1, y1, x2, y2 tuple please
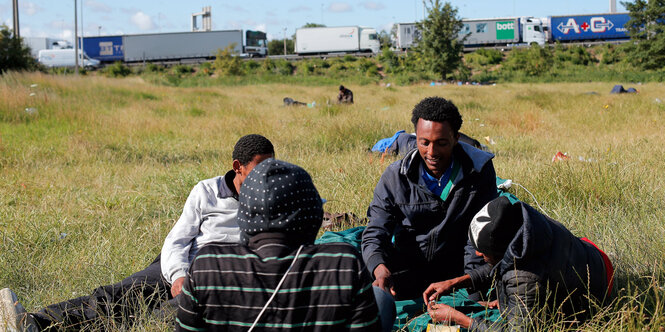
(468, 196, 523, 257)
(237, 158, 323, 245)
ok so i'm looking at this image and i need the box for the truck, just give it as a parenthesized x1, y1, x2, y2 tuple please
(295, 26, 380, 55)
(392, 18, 546, 50)
(81, 30, 267, 63)
(37, 49, 101, 69)
(392, 13, 628, 50)
(24, 37, 71, 58)
(548, 13, 630, 42)
(393, 23, 420, 51)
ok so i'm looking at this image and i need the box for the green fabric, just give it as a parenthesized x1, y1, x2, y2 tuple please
(439, 159, 461, 201)
(393, 289, 501, 332)
(314, 226, 365, 251)
(496, 176, 520, 204)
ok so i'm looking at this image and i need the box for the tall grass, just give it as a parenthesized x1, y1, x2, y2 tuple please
(1, 72, 664, 330)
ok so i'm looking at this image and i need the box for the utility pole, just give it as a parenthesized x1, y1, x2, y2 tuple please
(12, 0, 20, 39)
(74, 0, 79, 75)
(283, 28, 287, 56)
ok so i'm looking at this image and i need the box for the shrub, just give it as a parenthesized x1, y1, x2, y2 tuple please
(102, 61, 131, 77)
(214, 44, 243, 76)
(502, 45, 552, 76)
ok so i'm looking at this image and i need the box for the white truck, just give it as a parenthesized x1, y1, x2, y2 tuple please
(295, 26, 380, 55)
(24, 37, 71, 58)
(392, 18, 547, 50)
(38, 49, 101, 69)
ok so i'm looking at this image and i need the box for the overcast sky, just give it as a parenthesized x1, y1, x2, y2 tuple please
(1, 0, 627, 41)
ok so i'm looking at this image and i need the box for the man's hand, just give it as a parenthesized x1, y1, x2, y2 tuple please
(372, 264, 396, 297)
(422, 274, 472, 304)
(427, 302, 472, 329)
(171, 277, 185, 297)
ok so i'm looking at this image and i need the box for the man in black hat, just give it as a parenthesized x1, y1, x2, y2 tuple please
(176, 159, 383, 332)
(423, 196, 614, 330)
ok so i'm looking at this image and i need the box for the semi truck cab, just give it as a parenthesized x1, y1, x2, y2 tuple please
(521, 17, 547, 45)
(359, 28, 381, 53)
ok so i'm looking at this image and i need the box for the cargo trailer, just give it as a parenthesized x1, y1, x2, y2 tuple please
(295, 26, 380, 54)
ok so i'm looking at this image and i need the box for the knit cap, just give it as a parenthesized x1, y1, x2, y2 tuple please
(237, 158, 323, 244)
(468, 196, 523, 257)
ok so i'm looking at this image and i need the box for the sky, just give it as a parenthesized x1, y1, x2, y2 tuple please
(1, 0, 627, 42)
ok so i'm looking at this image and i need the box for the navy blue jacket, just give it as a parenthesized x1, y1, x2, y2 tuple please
(361, 142, 497, 299)
(468, 202, 610, 331)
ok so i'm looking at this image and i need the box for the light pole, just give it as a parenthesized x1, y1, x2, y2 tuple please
(74, 0, 79, 75)
(12, 0, 19, 39)
(98, 26, 102, 36)
(283, 28, 287, 56)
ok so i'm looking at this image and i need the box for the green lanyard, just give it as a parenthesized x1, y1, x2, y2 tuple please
(439, 160, 460, 201)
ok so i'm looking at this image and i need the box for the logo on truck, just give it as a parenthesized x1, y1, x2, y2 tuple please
(339, 28, 356, 38)
(496, 21, 515, 40)
(557, 17, 616, 34)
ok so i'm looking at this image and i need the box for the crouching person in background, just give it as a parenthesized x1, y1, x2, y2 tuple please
(423, 196, 614, 331)
(176, 159, 384, 332)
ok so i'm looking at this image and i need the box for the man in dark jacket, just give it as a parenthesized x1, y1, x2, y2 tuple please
(362, 97, 498, 300)
(424, 196, 614, 331)
(338, 85, 354, 104)
(176, 159, 382, 332)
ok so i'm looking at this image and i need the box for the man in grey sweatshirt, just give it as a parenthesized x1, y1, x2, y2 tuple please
(1, 134, 274, 331)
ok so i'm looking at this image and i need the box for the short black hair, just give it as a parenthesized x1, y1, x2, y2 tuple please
(232, 134, 274, 165)
(410, 97, 463, 133)
(339, 85, 345, 91)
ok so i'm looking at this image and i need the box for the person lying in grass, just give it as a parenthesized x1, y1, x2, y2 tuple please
(1, 134, 274, 331)
(423, 196, 614, 331)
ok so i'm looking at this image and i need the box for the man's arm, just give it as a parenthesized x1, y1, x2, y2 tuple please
(175, 273, 205, 332)
(464, 160, 499, 273)
(347, 254, 382, 331)
(161, 182, 205, 289)
(361, 166, 402, 294)
(470, 270, 541, 332)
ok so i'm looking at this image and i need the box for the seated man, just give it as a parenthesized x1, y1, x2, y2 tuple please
(424, 196, 614, 330)
(176, 159, 383, 332)
(362, 97, 498, 300)
(1, 134, 274, 331)
(338, 85, 354, 104)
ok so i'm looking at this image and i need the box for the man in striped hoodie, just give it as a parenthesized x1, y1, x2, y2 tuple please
(176, 159, 382, 332)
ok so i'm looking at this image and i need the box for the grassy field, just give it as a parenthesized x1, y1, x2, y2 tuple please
(1, 72, 665, 330)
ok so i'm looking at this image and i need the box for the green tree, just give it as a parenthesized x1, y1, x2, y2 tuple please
(0, 25, 38, 73)
(268, 39, 295, 55)
(378, 29, 391, 49)
(622, 0, 665, 69)
(414, 0, 465, 80)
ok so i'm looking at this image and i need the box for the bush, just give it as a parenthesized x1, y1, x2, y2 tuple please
(102, 61, 131, 77)
(144, 63, 164, 73)
(214, 44, 243, 76)
(502, 45, 552, 76)
(171, 65, 194, 76)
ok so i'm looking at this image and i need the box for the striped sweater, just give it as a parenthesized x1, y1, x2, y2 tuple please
(176, 233, 381, 332)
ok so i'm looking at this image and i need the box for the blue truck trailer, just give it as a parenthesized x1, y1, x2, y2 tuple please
(81, 36, 124, 62)
(549, 13, 630, 42)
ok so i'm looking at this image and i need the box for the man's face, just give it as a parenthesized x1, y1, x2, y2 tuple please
(415, 119, 459, 178)
(234, 153, 273, 189)
(476, 250, 500, 266)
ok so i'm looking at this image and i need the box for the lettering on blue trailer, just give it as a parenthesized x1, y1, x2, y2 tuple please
(551, 13, 630, 41)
